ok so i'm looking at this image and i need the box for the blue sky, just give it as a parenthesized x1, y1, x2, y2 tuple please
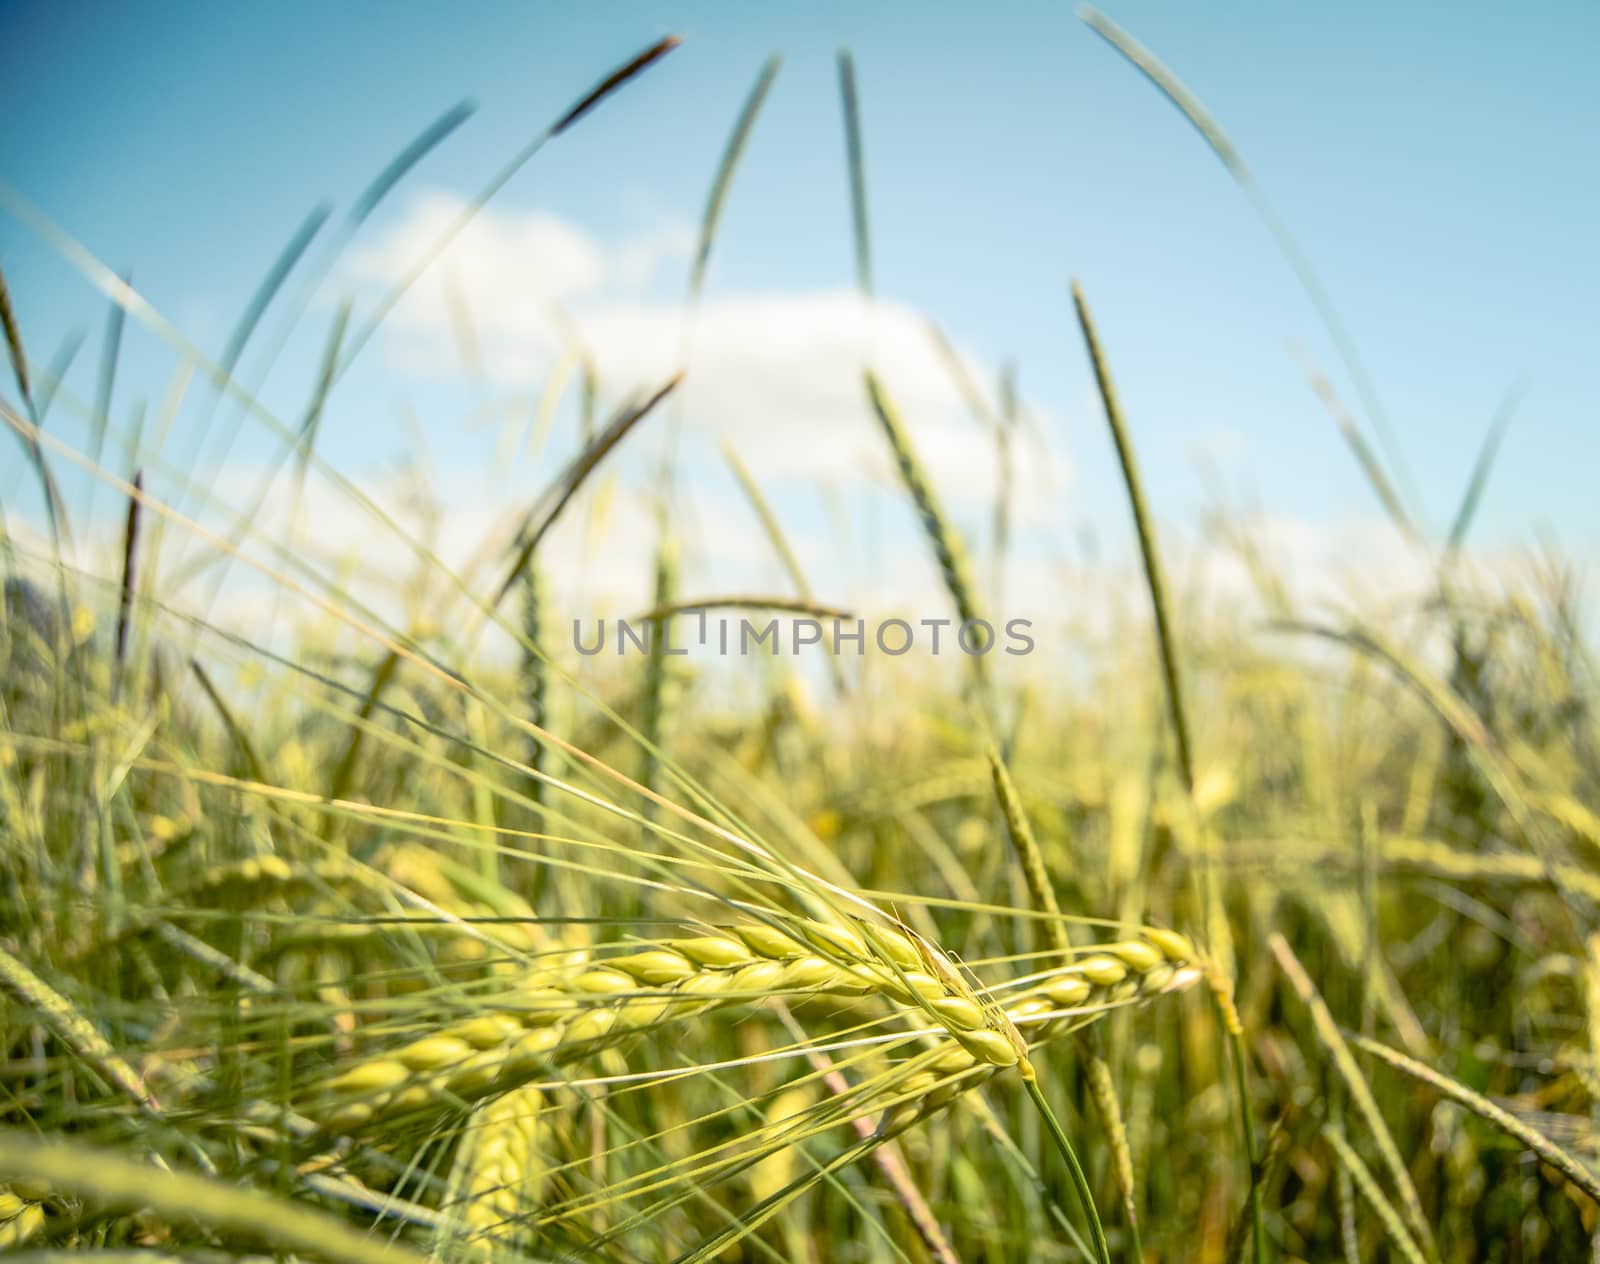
(3, 1, 1597, 639)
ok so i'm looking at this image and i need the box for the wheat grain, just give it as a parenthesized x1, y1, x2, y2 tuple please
(0, 1188, 45, 1249)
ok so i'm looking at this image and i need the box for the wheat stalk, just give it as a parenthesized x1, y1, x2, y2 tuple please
(638, 532, 680, 806)
(989, 744, 1143, 1255)
(520, 555, 548, 812)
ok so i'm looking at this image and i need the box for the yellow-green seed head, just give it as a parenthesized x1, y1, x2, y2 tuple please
(738, 925, 804, 960)
(677, 935, 754, 969)
(399, 1035, 473, 1072)
(573, 967, 635, 995)
(1143, 927, 1194, 963)
(929, 995, 986, 1032)
(1074, 955, 1129, 986)
(611, 949, 697, 984)
(327, 1059, 411, 1096)
(1104, 940, 1163, 972)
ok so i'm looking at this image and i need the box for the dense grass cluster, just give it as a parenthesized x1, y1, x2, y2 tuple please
(3, 10, 1598, 1263)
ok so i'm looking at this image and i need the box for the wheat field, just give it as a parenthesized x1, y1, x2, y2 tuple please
(2, 11, 1598, 1263)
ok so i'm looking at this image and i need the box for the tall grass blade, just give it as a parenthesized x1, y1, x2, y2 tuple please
(33, 325, 85, 423)
(0, 260, 68, 546)
(689, 57, 781, 306)
(338, 35, 681, 383)
(864, 371, 990, 689)
(554, 36, 681, 136)
(0, 1128, 429, 1264)
(189, 658, 267, 783)
(1079, 5, 1423, 527)
(493, 374, 682, 610)
(114, 469, 142, 674)
(1446, 380, 1525, 557)
(837, 51, 874, 298)
(1294, 346, 1416, 540)
(219, 204, 332, 378)
(722, 442, 851, 695)
(88, 270, 129, 500)
(350, 99, 476, 226)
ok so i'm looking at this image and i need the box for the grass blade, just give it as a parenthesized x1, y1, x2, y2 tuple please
(837, 50, 874, 298)
(218, 203, 331, 378)
(32, 325, 85, 423)
(1079, 5, 1423, 527)
(88, 270, 129, 494)
(0, 1129, 428, 1264)
(338, 35, 681, 384)
(113, 469, 142, 674)
(863, 371, 990, 687)
(688, 56, 781, 306)
(1293, 346, 1416, 540)
(1446, 380, 1525, 557)
(350, 99, 476, 226)
(492, 374, 682, 611)
(554, 36, 681, 136)
(0, 260, 69, 546)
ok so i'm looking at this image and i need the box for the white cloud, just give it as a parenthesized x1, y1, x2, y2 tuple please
(342, 194, 1071, 522)
(350, 191, 611, 308)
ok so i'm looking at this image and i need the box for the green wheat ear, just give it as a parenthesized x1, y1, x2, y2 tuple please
(863, 370, 991, 690)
